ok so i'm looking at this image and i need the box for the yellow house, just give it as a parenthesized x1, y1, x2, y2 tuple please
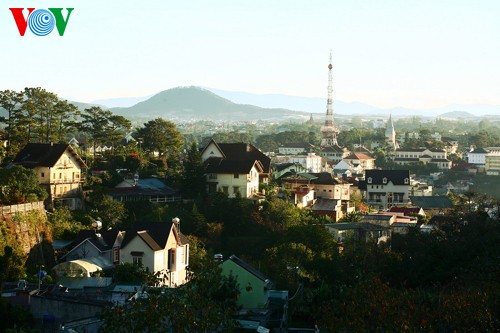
(13, 143, 87, 210)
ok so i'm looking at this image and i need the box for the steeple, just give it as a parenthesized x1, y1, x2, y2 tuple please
(385, 113, 398, 150)
(320, 51, 339, 147)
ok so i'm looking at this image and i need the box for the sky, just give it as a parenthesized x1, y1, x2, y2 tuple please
(1, 0, 499, 109)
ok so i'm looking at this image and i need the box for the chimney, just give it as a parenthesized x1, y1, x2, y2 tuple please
(172, 217, 180, 233)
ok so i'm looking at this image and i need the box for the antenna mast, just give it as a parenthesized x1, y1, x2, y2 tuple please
(320, 50, 339, 147)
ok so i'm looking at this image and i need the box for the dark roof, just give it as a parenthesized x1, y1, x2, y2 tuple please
(470, 148, 489, 154)
(409, 196, 453, 209)
(216, 142, 271, 173)
(205, 158, 263, 174)
(344, 152, 374, 160)
(69, 229, 121, 252)
(389, 207, 423, 215)
(121, 221, 187, 250)
(227, 255, 271, 283)
(311, 198, 340, 211)
(309, 172, 342, 185)
(273, 162, 299, 172)
(321, 145, 347, 153)
(326, 222, 389, 231)
(365, 169, 410, 185)
(13, 143, 87, 169)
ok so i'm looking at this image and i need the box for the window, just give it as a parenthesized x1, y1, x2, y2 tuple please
(404, 178, 409, 184)
(234, 174, 239, 179)
(131, 251, 143, 266)
(133, 256, 142, 267)
(41, 172, 45, 177)
(59, 173, 62, 179)
(113, 247, 120, 263)
(382, 177, 387, 184)
(367, 177, 372, 184)
(222, 186, 229, 194)
(233, 186, 240, 195)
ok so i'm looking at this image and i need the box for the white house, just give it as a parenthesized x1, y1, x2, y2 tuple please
(120, 220, 189, 287)
(201, 139, 271, 198)
(12, 143, 87, 210)
(394, 148, 452, 170)
(361, 169, 411, 210)
(288, 153, 323, 173)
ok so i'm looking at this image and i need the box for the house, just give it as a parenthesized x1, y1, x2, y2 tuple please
(277, 143, 312, 155)
(485, 148, 500, 175)
(325, 222, 391, 244)
(343, 152, 375, 173)
(359, 169, 411, 210)
(389, 206, 426, 217)
(220, 255, 273, 309)
(319, 145, 350, 162)
(287, 153, 323, 173)
(106, 176, 181, 203)
(409, 195, 454, 216)
(272, 162, 306, 180)
(120, 220, 189, 287)
(310, 198, 343, 221)
(394, 148, 452, 170)
(467, 147, 489, 168)
(61, 228, 124, 265)
(201, 139, 271, 198)
(12, 143, 87, 210)
(332, 160, 354, 178)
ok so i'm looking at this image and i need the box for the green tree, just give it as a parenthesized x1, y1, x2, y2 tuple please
(135, 118, 183, 160)
(181, 142, 206, 199)
(99, 254, 239, 333)
(0, 89, 24, 158)
(48, 207, 84, 240)
(88, 192, 127, 229)
(0, 166, 48, 204)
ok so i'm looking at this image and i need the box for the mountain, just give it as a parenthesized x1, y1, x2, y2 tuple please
(91, 96, 152, 108)
(205, 87, 500, 118)
(110, 86, 310, 122)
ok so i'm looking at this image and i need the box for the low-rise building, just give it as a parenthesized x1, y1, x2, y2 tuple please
(12, 143, 87, 210)
(359, 169, 411, 210)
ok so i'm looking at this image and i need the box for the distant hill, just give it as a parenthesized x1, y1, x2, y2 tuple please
(437, 111, 477, 119)
(110, 86, 310, 122)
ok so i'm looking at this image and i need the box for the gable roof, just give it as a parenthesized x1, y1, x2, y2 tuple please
(13, 143, 87, 169)
(68, 229, 121, 253)
(205, 158, 264, 174)
(309, 172, 343, 185)
(121, 222, 188, 251)
(409, 196, 454, 209)
(202, 139, 271, 173)
(226, 255, 271, 283)
(344, 152, 374, 160)
(365, 169, 410, 185)
(389, 207, 424, 216)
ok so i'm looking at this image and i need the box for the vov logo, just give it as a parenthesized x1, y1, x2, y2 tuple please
(10, 8, 74, 36)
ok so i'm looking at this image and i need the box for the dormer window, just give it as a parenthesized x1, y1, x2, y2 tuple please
(382, 177, 387, 184)
(404, 178, 409, 184)
(367, 177, 372, 184)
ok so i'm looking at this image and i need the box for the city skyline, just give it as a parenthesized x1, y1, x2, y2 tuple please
(1, 0, 499, 110)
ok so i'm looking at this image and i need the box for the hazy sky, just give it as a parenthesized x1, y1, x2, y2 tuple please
(1, 0, 499, 109)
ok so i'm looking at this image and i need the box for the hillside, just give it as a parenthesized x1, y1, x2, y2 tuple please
(110, 86, 310, 122)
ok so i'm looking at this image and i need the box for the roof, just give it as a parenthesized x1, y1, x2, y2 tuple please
(205, 158, 263, 174)
(409, 196, 453, 209)
(311, 198, 340, 211)
(203, 140, 271, 173)
(389, 207, 424, 215)
(325, 222, 389, 231)
(364, 169, 410, 185)
(321, 145, 347, 153)
(470, 148, 489, 154)
(226, 255, 271, 284)
(69, 229, 121, 253)
(279, 142, 310, 149)
(121, 221, 188, 250)
(309, 172, 343, 185)
(13, 143, 87, 169)
(344, 152, 374, 160)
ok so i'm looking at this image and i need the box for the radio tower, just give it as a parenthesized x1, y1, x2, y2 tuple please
(320, 51, 339, 147)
